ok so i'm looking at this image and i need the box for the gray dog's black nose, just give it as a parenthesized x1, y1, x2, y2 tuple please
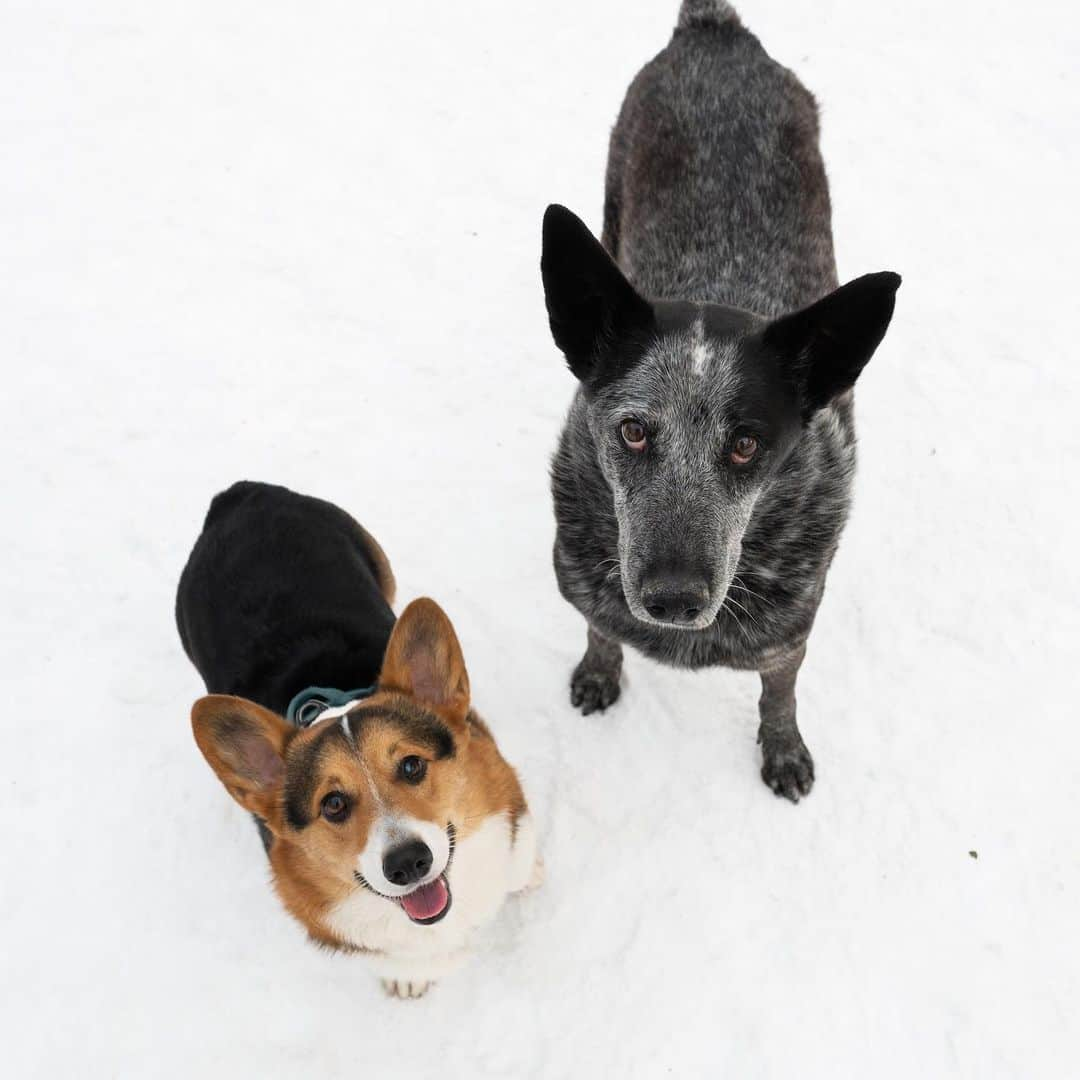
(383, 840, 433, 887)
(641, 575, 710, 625)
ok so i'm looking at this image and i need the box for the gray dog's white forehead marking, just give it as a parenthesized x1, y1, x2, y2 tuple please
(690, 316, 710, 376)
(601, 318, 743, 436)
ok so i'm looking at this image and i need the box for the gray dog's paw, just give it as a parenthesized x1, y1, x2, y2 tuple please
(570, 665, 621, 715)
(760, 740, 815, 802)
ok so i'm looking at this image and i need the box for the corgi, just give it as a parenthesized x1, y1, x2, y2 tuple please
(176, 481, 539, 998)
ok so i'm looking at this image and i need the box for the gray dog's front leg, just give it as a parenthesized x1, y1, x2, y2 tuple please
(570, 624, 623, 715)
(757, 643, 814, 801)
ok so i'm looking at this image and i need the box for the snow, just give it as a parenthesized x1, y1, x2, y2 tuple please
(2, 0, 1078, 1076)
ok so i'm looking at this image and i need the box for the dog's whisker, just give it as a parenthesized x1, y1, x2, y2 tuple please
(728, 578, 776, 609)
(724, 593, 761, 629)
(720, 598, 753, 644)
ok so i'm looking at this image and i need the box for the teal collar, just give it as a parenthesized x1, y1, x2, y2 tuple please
(286, 685, 375, 728)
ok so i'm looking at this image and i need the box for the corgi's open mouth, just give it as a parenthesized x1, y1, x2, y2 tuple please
(398, 874, 452, 925)
(353, 823, 456, 924)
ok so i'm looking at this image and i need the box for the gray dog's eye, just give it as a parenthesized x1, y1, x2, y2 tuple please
(620, 419, 648, 451)
(731, 434, 759, 465)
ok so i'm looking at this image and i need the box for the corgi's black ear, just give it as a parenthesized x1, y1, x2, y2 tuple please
(541, 204, 653, 383)
(764, 272, 901, 418)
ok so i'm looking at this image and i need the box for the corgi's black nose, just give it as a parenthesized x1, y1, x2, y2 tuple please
(641, 574, 710, 625)
(383, 840, 433, 887)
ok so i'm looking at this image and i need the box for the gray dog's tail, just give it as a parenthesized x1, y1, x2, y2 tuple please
(677, 0, 741, 29)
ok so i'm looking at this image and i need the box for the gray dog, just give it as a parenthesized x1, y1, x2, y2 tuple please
(541, 0, 900, 800)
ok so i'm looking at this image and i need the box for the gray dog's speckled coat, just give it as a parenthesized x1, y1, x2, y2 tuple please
(542, 0, 899, 800)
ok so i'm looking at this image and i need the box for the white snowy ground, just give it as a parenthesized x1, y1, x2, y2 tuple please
(2, 1, 1078, 1076)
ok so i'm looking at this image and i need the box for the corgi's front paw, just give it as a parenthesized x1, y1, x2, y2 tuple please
(382, 978, 432, 1000)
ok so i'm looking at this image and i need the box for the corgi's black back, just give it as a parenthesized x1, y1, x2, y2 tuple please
(176, 481, 395, 716)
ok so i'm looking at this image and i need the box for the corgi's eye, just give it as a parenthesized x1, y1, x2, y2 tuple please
(731, 434, 759, 465)
(321, 792, 350, 823)
(398, 756, 427, 784)
(620, 419, 648, 451)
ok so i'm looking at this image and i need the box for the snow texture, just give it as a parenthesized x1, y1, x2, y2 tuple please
(2, 1, 1078, 1076)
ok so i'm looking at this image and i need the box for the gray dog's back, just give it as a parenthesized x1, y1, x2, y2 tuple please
(604, 0, 838, 315)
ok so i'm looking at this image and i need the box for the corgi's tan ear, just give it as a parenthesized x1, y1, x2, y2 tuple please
(191, 695, 292, 820)
(379, 598, 470, 719)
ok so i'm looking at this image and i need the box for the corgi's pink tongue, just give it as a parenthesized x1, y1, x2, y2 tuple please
(400, 876, 449, 922)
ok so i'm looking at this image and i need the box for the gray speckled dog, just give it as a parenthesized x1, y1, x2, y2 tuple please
(541, 0, 900, 800)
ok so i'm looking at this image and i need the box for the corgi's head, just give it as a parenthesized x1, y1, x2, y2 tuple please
(192, 598, 473, 933)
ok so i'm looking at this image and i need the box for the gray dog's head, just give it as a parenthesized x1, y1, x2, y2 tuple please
(541, 205, 899, 630)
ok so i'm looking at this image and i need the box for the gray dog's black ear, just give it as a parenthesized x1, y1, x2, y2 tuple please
(764, 272, 901, 417)
(541, 204, 653, 382)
